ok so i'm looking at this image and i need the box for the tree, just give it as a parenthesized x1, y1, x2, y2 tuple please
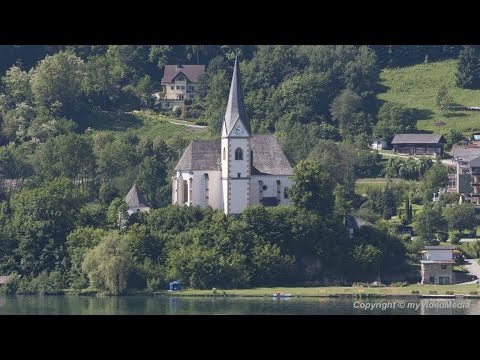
(436, 84, 453, 112)
(443, 203, 477, 233)
(136, 156, 168, 208)
(373, 103, 416, 141)
(456, 46, 480, 89)
(30, 51, 86, 116)
(1, 65, 32, 105)
(415, 204, 447, 244)
(444, 128, 463, 150)
(420, 163, 448, 202)
(289, 159, 335, 216)
(82, 232, 134, 294)
(329, 89, 364, 138)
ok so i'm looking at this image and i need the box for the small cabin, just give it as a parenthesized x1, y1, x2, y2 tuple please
(420, 246, 455, 285)
(168, 281, 182, 291)
(371, 139, 387, 150)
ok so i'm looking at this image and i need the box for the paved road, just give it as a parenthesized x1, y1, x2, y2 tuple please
(463, 258, 480, 279)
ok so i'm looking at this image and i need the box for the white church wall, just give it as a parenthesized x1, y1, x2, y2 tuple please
(175, 170, 223, 210)
(229, 179, 249, 214)
(250, 175, 293, 206)
(227, 138, 250, 178)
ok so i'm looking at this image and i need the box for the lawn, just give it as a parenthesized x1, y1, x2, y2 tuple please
(355, 178, 418, 196)
(378, 60, 480, 136)
(160, 284, 480, 297)
(87, 110, 210, 142)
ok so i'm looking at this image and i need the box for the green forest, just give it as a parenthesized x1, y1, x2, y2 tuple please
(1, 45, 480, 295)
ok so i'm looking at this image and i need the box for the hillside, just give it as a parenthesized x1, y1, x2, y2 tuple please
(89, 110, 210, 142)
(378, 60, 480, 135)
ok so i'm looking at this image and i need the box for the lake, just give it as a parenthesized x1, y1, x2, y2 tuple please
(0, 295, 477, 315)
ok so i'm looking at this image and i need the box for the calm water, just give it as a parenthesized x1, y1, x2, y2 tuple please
(0, 296, 478, 315)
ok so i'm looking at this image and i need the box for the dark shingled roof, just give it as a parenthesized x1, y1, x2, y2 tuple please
(161, 65, 205, 85)
(391, 133, 446, 144)
(346, 215, 373, 230)
(174, 135, 293, 176)
(452, 145, 480, 162)
(175, 140, 221, 171)
(222, 57, 251, 136)
(250, 135, 294, 175)
(125, 184, 148, 208)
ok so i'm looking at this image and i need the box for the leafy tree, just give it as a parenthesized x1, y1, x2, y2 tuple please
(443, 203, 477, 233)
(415, 204, 447, 244)
(420, 163, 448, 202)
(136, 156, 168, 208)
(373, 103, 416, 141)
(456, 46, 480, 89)
(10, 177, 79, 275)
(1, 65, 32, 105)
(82, 231, 134, 294)
(289, 159, 335, 215)
(444, 128, 463, 150)
(30, 51, 86, 116)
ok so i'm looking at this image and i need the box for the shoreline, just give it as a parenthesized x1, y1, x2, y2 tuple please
(6, 284, 476, 299)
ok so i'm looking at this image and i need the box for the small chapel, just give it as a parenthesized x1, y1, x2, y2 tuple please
(172, 57, 294, 215)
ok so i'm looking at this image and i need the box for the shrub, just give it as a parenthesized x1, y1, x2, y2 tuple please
(172, 105, 182, 117)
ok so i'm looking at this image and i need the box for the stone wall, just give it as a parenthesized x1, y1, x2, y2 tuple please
(421, 263, 454, 284)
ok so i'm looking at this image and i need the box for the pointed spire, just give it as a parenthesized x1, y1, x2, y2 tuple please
(222, 55, 250, 137)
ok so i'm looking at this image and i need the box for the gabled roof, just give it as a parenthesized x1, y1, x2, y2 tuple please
(174, 135, 293, 176)
(391, 133, 445, 144)
(161, 65, 205, 85)
(470, 156, 480, 167)
(250, 135, 293, 176)
(125, 184, 148, 208)
(221, 57, 251, 137)
(453, 145, 480, 162)
(175, 140, 222, 171)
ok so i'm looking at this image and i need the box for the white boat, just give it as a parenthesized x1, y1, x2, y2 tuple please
(272, 293, 292, 298)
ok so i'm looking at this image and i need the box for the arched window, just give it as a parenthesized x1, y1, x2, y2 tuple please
(223, 147, 226, 160)
(235, 147, 243, 160)
(284, 187, 289, 199)
(183, 180, 188, 203)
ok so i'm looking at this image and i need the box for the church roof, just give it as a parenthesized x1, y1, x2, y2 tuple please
(175, 139, 222, 171)
(250, 135, 294, 175)
(161, 64, 205, 85)
(125, 184, 149, 208)
(221, 57, 251, 137)
(174, 135, 294, 176)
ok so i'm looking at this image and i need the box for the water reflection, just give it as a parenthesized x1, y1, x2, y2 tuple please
(0, 296, 477, 315)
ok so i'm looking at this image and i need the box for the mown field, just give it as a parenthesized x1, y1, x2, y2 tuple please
(88, 110, 210, 142)
(378, 60, 480, 135)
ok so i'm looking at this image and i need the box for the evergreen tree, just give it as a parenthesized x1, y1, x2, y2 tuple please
(456, 46, 480, 89)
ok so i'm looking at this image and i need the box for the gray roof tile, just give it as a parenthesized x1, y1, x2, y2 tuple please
(125, 184, 148, 208)
(391, 133, 445, 144)
(174, 135, 293, 176)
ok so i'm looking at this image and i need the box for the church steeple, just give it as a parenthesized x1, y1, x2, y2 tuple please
(221, 56, 250, 137)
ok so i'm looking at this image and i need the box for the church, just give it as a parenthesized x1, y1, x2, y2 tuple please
(172, 58, 294, 215)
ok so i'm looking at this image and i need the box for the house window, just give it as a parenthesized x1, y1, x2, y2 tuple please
(262, 185, 268, 191)
(429, 276, 435, 284)
(238, 173, 241, 178)
(183, 180, 188, 204)
(181, 86, 185, 90)
(441, 264, 446, 269)
(235, 148, 243, 160)
(284, 187, 289, 199)
(176, 86, 180, 90)
(223, 147, 226, 160)
(170, 86, 174, 90)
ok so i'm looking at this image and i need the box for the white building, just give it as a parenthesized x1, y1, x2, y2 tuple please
(172, 58, 294, 215)
(370, 139, 387, 150)
(125, 184, 150, 215)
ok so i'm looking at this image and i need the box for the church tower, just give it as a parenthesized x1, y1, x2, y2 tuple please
(221, 57, 251, 215)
